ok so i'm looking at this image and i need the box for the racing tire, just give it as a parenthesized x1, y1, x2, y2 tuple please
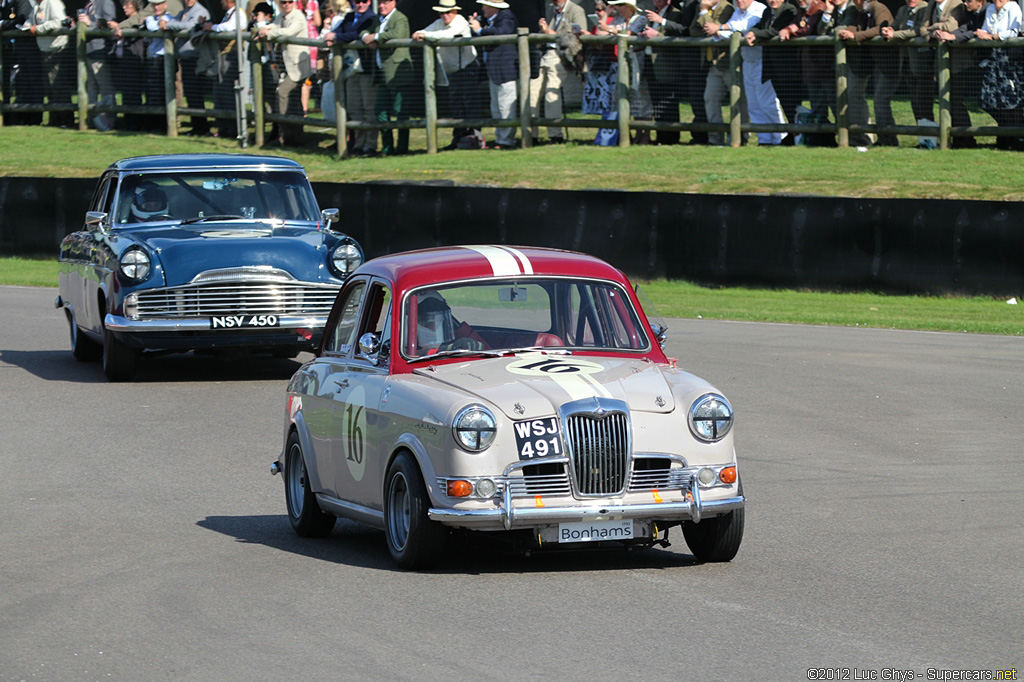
(384, 452, 446, 570)
(68, 312, 102, 362)
(284, 432, 336, 538)
(682, 506, 744, 563)
(102, 327, 139, 382)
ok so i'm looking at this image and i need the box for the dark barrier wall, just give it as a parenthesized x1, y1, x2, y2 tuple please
(2, 176, 1022, 295)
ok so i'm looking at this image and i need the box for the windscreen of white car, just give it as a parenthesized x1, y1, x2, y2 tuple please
(402, 279, 650, 358)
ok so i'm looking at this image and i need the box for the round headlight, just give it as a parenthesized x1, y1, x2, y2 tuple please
(120, 248, 151, 280)
(688, 394, 733, 442)
(453, 405, 497, 452)
(330, 242, 363, 278)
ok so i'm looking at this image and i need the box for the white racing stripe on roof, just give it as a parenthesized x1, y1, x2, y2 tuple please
(504, 247, 535, 275)
(462, 246, 533, 277)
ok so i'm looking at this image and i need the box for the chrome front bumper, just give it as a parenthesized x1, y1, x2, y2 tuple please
(429, 472, 745, 531)
(104, 313, 328, 333)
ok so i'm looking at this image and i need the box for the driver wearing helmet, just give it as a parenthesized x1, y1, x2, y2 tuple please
(415, 290, 487, 354)
(129, 183, 169, 222)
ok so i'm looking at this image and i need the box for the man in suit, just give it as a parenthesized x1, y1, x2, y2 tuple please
(530, 0, 586, 143)
(260, 0, 311, 145)
(817, 0, 869, 145)
(691, 0, 734, 145)
(934, 0, 986, 148)
(324, 0, 378, 155)
(837, 0, 897, 145)
(161, 0, 211, 136)
(642, 0, 688, 145)
(470, 0, 519, 149)
(881, 0, 934, 125)
(203, 0, 247, 139)
(362, 0, 413, 155)
(884, 0, 967, 144)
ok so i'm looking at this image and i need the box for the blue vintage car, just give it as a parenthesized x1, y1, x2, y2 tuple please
(55, 154, 363, 381)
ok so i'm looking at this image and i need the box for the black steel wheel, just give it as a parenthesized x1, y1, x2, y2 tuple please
(284, 432, 336, 537)
(384, 452, 446, 570)
(68, 310, 101, 362)
(682, 507, 744, 562)
(102, 327, 138, 382)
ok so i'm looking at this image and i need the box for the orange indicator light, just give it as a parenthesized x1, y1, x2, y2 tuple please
(535, 496, 545, 508)
(448, 480, 473, 497)
(652, 489, 663, 504)
(720, 466, 737, 484)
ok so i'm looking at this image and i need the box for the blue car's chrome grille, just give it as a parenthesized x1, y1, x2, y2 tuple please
(132, 281, 340, 319)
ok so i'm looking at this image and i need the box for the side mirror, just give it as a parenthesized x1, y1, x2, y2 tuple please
(650, 322, 667, 349)
(86, 211, 107, 226)
(321, 208, 340, 230)
(358, 332, 389, 366)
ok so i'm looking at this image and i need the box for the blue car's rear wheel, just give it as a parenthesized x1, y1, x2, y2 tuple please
(67, 310, 101, 362)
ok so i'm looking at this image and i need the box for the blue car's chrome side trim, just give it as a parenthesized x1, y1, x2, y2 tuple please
(104, 313, 329, 332)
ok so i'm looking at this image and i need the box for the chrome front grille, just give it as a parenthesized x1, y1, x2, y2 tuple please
(628, 465, 690, 492)
(133, 281, 340, 319)
(564, 408, 630, 496)
(507, 471, 572, 497)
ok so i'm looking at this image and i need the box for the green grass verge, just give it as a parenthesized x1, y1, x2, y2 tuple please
(637, 279, 1024, 336)
(7, 257, 1020, 335)
(2, 123, 1024, 200)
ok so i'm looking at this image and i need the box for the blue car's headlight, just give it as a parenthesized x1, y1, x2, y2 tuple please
(330, 242, 363, 278)
(119, 248, 151, 281)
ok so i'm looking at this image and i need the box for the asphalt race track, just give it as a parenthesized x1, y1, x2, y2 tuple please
(1, 284, 1021, 681)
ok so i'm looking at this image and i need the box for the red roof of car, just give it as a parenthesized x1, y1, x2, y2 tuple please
(357, 245, 630, 292)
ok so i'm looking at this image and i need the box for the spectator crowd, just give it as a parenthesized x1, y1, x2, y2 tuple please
(2, 0, 1022, 151)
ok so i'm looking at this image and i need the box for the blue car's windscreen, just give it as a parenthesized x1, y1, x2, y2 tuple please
(114, 171, 320, 225)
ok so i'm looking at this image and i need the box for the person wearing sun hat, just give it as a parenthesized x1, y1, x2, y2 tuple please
(413, 0, 481, 148)
(323, 0, 378, 155)
(361, 0, 413, 155)
(469, 0, 519, 149)
(605, 0, 653, 142)
(530, 0, 587, 144)
(259, 0, 313, 145)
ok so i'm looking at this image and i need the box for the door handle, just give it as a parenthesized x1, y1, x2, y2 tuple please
(334, 378, 349, 391)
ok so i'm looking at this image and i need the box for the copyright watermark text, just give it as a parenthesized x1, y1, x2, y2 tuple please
(806, 669, 1017, 681)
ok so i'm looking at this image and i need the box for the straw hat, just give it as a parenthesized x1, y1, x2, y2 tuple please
(432, 0, 461, 11)
(477, 0, 510, 8)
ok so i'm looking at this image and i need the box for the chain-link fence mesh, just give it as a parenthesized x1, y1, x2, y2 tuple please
(3, 0, 1024, 153)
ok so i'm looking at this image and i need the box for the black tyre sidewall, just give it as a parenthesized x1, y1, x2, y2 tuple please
(285, 433, 335, 538)
(102, 327, 138, 382)
(384, 453, 445, 570)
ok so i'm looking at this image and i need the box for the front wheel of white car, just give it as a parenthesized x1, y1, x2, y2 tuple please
(682, 507, 744, 562)
(284, 433, 336, 538)
(384, 453, 446, 570)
